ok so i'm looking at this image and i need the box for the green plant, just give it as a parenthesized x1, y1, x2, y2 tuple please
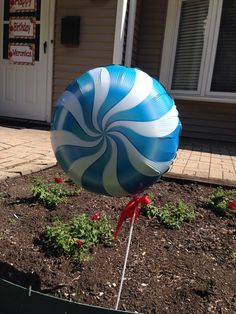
(31, 176, 76, 209)
(42, 212, 113, 262)
(146, 199, 196, 229)
(203, 187, 236, 216)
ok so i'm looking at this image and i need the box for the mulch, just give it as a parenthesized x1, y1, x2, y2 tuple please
(0, 165, 235, 314)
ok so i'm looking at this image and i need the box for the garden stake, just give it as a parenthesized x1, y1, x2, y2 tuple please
(115, 194, 151, 310)
(115, 207, 137, 310)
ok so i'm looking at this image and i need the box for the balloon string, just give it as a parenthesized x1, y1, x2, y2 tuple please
(115, 208, 136, 310)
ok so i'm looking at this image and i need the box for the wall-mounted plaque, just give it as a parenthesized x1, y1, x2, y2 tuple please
(9, 0, 37, 13)
(9, 17, 36, 39)
(8, 43, 35, 65)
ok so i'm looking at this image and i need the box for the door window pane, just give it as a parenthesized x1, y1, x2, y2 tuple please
(3, 0, 41, 61)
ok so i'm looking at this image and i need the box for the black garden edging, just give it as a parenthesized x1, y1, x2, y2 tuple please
(0, 278, 137, 314)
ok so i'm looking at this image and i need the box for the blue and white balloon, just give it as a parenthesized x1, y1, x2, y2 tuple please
(51, 65, 181, 197)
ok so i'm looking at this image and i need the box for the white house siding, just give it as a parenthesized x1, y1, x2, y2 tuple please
(53, 0, 117, 103)
(134, 0, 236, 142)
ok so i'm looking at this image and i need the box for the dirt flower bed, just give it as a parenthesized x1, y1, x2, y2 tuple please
(0, 166, 235, 314)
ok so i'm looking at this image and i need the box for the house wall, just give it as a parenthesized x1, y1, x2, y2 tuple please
(176, 100, 236, 143)
(135, 0, 236, 142)
(53, 0, 117, 103)
(131, 0, 142, 67)
(133, 0, 167, 78)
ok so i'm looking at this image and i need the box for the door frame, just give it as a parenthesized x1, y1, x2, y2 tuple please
(46, 0, 56, 123)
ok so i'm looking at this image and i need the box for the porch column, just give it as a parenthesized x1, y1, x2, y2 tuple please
(113, 0, 129, 64)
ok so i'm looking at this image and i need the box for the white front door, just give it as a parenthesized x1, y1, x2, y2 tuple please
(0, 0, 54, 122)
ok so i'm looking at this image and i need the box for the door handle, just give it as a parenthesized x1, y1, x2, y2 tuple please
(43, 41, 47, 53)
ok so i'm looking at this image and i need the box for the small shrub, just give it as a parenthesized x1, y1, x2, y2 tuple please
(203, 187, 236, 216)
(42, 212, 113, 262)
(146, 199, 196, 229)
(31, 176, 78, 209)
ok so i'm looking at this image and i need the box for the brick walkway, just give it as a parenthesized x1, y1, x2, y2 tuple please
(0, 126, 56, 181)
(168, 138, 236, 186)
(0, 125, 235, 186)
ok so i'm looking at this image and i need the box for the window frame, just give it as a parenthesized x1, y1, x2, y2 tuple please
(160, 0, 236, 103)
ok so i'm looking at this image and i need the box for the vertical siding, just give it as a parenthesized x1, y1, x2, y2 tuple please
(53, 0, 117, 103)
(134, 0, 167, 78)
(131, 0, 142, 67)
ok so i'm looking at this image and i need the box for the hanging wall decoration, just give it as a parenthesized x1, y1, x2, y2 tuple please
(7, 1, 37, 65)
(9, 0, 37, 13)
(8, 43, 35, 65)
(9, 17, 36, 39)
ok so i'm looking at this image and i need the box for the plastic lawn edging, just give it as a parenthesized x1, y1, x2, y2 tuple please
(0, 278, 137, 314)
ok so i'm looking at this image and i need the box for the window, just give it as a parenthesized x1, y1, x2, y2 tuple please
(160, 0, 236, 102)
(3, 0, 41, 60)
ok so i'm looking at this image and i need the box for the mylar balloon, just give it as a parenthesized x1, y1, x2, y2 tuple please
(51, 65, 181, 197)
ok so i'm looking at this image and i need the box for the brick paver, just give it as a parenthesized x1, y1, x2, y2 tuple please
(168, 138, 236, 186)
(0, 125, 236, 186)
(0, 126, 56, 178)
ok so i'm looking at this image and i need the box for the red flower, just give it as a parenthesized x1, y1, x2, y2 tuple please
(140, 195, 151, 206)
(54, 177, 62, 184)
(75, 239, 83, 246)
(92, 212, 101, 221)
(228, 201, 236, 211)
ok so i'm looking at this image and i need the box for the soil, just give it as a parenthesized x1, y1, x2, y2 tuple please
(0, 165, 235, 314)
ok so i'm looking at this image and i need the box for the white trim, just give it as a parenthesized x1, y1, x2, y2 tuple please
(169, 0, 211, 94)
(198, 0, 215, 96)
(167, 0, 182, 91)
(124, 0, 137, 66)
(160, 0, 236, 102)
(205, 0, 223, 95)
(45, 0, 55, 123)
(173, 95, 236, 104)
(159, 0, 179, 87)
(200, 0, 220, 96)
(113, 0, 128, 64)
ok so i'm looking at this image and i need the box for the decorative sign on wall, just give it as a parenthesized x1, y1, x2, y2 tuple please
(9, 17, 36, 39)
(9, 0, 37, 13)
(8, 43, 35, 65)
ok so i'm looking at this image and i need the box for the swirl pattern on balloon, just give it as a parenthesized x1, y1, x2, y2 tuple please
(51, 65, 181, 196)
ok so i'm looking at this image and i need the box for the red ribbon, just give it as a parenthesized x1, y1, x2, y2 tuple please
(114, 194, 151, 240)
